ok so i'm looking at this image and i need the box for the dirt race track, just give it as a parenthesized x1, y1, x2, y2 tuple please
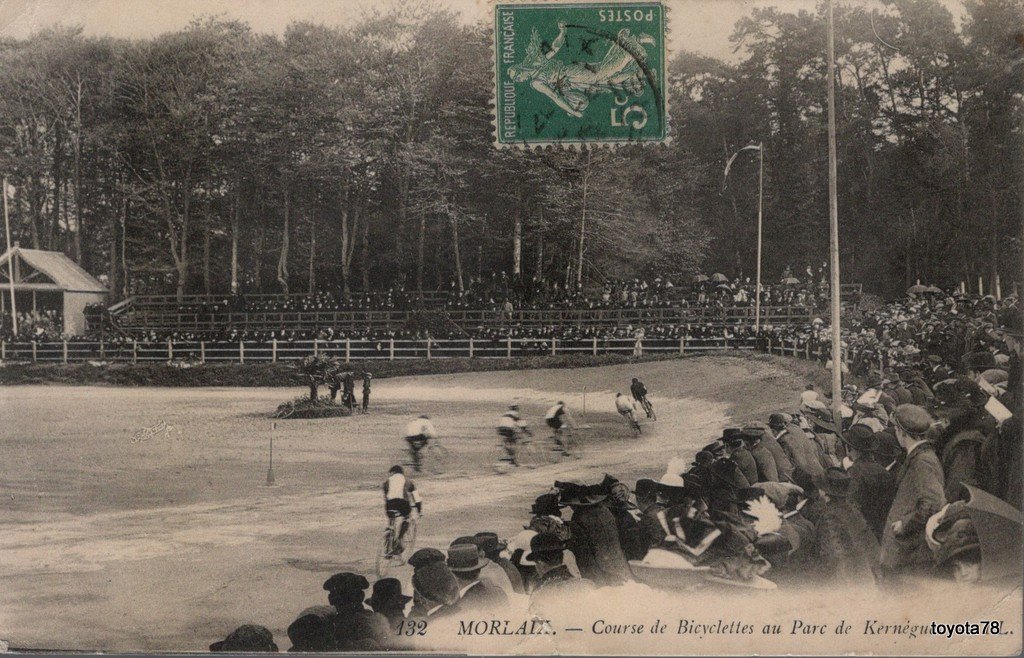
(1, 354, 1019, 655)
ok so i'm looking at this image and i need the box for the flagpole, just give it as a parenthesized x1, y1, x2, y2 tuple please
(2, 177, 17, 336)
(826, 0, 843, 431)
(755, 142, 763, 332)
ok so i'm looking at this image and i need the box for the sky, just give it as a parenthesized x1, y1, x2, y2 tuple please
(0, 0, 964, 62)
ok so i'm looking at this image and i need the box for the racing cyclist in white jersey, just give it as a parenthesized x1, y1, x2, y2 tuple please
(382, 465, 421, 555)
(404, 414, 437, 472)
(497, 405, 531, 466)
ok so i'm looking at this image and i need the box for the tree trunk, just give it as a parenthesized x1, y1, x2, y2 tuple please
(230, 189, 239, 294)
(576, 151, 591, 290)
(203, 201, 212, 295)
(308, 213, 316, 295)
(73, 74, 83, 265)
(416, 211, 426, 295)
(512, 185, 523, 278)
(360, 217, 370, 291)
(277, 187, 290, 294)
(535, 232, 544, 282)
(121, 195, 129, 297)
(451, 215, 464, 293)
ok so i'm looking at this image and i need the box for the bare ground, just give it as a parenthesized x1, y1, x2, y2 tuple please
(0, 354, 1018, 655)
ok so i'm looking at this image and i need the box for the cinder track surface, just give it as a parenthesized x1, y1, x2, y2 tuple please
(0, 355, 1018, 654)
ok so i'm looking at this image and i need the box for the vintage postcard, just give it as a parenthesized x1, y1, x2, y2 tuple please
(0, 0, 1021, 655)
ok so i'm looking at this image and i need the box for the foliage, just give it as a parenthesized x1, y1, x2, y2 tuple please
(0, 0, 1018, 300)
(272, 394, 351, 419)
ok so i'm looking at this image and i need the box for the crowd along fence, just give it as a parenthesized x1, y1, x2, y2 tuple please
(0, 335, 780, 364)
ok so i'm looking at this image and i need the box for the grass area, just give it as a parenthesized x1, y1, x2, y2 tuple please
(0, 352, 707, 386)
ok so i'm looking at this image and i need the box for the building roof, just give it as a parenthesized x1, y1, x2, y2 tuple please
(0, 247, 107, 293)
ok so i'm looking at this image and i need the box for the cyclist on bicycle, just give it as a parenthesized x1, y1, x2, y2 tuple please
(404, 415, 437, 473)
(615, 392, 641, 434)
(497, 405, 531, 466)
(630, 377, 654, 419)
(382, 465, 421, 556)
(544, 400, 574, 453)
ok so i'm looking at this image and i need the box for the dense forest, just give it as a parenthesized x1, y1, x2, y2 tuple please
(0, 0, 1020, 301)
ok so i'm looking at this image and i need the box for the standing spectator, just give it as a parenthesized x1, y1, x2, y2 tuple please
(362, 372, 373, 414)
(841, 425, 896, 541)
(815, 468, 880, 586)
(879, 405, 946, 580)
(559, 483, 631, 586)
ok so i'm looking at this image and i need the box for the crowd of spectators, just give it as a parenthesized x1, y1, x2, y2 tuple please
(205, 287, 1021, 652)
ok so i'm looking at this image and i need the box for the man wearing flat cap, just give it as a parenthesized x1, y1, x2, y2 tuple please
(842, 424, 896, 541)
(323, 572, 392, 650)
(880, 405, 946, 580)
(409, 561, 460, 620)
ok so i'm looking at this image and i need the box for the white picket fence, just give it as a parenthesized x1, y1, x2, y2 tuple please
(0, 335, 764, 364)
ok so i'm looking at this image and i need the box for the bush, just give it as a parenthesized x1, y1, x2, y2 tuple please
(272, 395, 352, 419)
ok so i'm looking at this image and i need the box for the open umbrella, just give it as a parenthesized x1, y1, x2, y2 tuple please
(924, 285, 944, 295)
(906, 284, 928, 295)
(961, 484, 1023, 583)
(715, 283, 734, 292)
(693, 274, 709, 283)
(782, 277, 801, 285)
(710, 273, 729, 283)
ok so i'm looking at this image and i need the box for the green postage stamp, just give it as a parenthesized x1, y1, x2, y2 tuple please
(494, 1, 667, 148)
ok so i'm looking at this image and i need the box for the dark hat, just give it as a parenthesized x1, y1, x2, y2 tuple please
(934, 519, 981, 567)
(323, 572, 369, 594)
(450, 535, 479, 549)
(709, 457, 748, 490)
(724, 433, 744, 448)
(893, 404, 933, 436)
(961, 351, 996, 371)
(692, 451, 715, 467)
(531, 492, 562, 517)
(408, 547, 446, 569)
(634, 478, 659, 498)
(473, 532, 507, 555)
(721, 427, 743, 441)
(210, 624, 279, 652)
(740, 427, 763, 444)
(807, 409, 838, 435)
(842, 424, 876, 453)
(768, 413, 791, 430)
(873, 431, 903, 463)
(526, 531, 566, 561)
(822, 467, 851, 497)
(599, 473, 626, 495)
(366, 577, 412, 608)
(286, 607, 335, 652)
(555, 482, 607, 506)
(447, 543, 489, 572)
(701, 440, 726, 458)
(411, 561, 460, 606)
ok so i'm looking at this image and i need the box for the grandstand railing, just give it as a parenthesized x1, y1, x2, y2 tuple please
(117, 305, 813, 333)
(0, 335, 763, 364)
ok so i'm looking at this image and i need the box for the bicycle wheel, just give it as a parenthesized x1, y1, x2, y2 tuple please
(402, 518, 418, 559)
(424, 443, 450, 474)
(560, 432, 581, 459)
(375, 528, 394, 577)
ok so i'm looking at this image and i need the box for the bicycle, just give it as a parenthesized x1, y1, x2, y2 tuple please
(550, 426, 581, 460)
(376, 511, 418, 577)
(639, 396, 657, 421)
(405, 440, 451, 475)
(494, 432, 545, 471)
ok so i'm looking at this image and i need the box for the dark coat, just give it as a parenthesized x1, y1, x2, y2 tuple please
(880, 442, 946, 572)
(777, 425, 827, 485)
(749, 443, 780, 482)
(638, 502, 668, 549)
(846, 457, 897, 541)
(940, 410, 995, 502)
(566, 504, 631, 586)
(760, 430, 795, 482)
(730, 447, 759, 485)
(982, 415, 1022, 508)
(492, 555, 526, 594)
(608, 504, 648, 561)
(331, 603, 392, 651)
(453, 578, 509, 613)
(815, 497, 880, 585)
(530, 565, 596, 606)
